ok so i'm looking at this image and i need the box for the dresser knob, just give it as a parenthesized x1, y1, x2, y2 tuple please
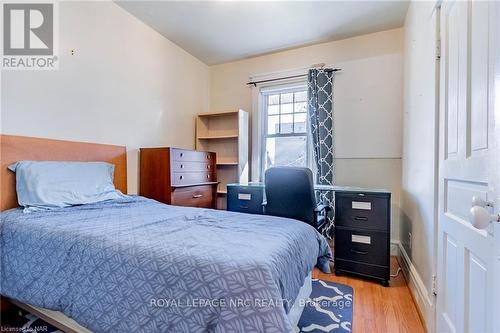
(206, 175, 210, 179)
(207, 155, 211, 159)
(179, 175, 183, 180)
(180, 164, 184, 168)
(207, 165, 210, 169)
(192, 194, 203, 198)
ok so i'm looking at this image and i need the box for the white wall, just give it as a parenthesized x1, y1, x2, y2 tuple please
(210, 28, 404, 241)
(401, 1, 438, 330)
(0, 1, 210, 194)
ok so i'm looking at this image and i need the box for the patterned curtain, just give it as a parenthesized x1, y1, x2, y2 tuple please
(307, 69, 335, 238)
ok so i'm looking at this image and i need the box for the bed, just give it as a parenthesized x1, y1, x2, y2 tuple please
(0, 135, 331, 333)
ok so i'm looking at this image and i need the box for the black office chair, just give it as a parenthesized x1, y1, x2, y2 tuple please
(264, 167, 331, 230)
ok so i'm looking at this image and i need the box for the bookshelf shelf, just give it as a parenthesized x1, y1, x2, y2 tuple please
(197, 135, 239, 140)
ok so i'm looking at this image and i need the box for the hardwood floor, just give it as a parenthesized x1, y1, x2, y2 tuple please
(313, 257, 426, 333)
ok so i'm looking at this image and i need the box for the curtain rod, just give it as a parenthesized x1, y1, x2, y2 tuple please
(246, 68, 341, 87)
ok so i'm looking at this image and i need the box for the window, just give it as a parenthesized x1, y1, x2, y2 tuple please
(261, 84, 311, 177)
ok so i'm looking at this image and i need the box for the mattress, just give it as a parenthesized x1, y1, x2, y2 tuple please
(0, 196, 331, 332)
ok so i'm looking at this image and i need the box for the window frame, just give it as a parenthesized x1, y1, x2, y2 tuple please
(259, 82, 313, 180)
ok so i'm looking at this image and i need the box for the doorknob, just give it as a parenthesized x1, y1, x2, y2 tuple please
(471, 196, 493, 208)
(470, 206, 499, 229)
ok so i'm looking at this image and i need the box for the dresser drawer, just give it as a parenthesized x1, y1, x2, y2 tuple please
(335, 258, 389, 281)
(171, 161, 214, 173)
(171, 185, 215, 208)
(335, 193, 389, 231)
(227, 185, 264, 214)
(334, 227, 389, 267)
(171, 148, 215, 162)
(171, 171, 216, 186)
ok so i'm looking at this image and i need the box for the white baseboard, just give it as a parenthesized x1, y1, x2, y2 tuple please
(395, 241, 435, 332)
(390, 240, 399, 256)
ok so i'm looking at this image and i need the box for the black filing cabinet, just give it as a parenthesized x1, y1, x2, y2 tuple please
(334, 189, 391, 286)
(227, 183, 265, 215)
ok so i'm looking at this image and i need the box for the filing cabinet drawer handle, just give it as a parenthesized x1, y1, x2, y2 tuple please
(350, 249, 369, 255)
(354, 216, 368, 221)
(192, 194, 203, 198)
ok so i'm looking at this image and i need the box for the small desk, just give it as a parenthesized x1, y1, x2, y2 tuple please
(227, 183, 265, 214)
(315, 184, 391, 193)
(226, 183, 390, 214)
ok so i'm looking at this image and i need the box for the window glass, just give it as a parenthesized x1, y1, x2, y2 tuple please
(264, 136, 307, 170)
(294, 102, 307, 113)
(267, 115, 279, 135)
(281, 93, 294, 104)
(281, 103, 293, 114)
(268, 104, 279, 115)
(262, 86, 310, 178)
(268, 94, 280, 105)
(294, 113, 307, 133)
(280, 114, 293, 134)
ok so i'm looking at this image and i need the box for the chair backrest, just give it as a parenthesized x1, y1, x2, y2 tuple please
(264, 167, 316, 224)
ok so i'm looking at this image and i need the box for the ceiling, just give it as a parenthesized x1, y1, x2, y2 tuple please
(116, 1, 409, 66)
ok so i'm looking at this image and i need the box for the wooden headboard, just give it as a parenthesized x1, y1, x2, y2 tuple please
(0, 135, 127, 211)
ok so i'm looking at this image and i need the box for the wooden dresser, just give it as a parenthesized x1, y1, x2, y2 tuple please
(139, 147, 218, 208)
(334, 188, 391, 286)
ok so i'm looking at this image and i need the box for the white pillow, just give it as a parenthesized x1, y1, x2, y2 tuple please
(8, 161, 125, 211)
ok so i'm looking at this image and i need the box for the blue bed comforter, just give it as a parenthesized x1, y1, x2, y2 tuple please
(0, 196, 331, 333)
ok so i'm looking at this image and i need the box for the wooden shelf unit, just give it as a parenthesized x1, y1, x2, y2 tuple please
(196, 110, 249, 209)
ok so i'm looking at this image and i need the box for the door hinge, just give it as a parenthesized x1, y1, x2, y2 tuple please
(432, 275, 438, 296)
(436, 40, 441, 60)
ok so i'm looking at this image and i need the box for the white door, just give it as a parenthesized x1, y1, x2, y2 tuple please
(436, 1, 500, 332)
